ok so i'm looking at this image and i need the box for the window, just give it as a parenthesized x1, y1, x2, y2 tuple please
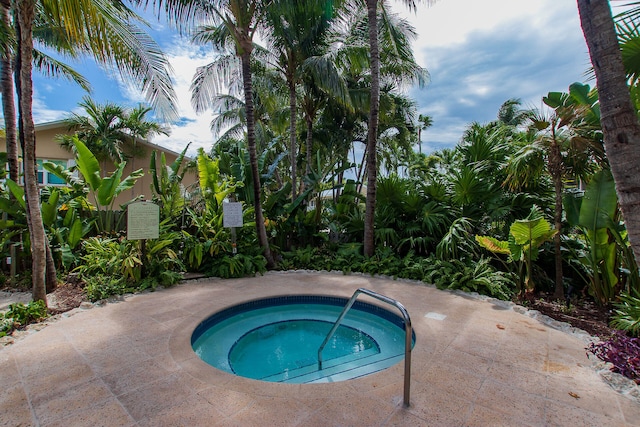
(36, 159, 68, 186)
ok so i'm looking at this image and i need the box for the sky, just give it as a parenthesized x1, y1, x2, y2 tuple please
(27, 0, 615, 157)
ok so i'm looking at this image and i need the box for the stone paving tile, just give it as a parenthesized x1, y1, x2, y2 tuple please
(39, 397, 135, 427)
(0, 272, 637, 426)
(474, 379, 547, 426)
(99, 358, 173, 396)
(619, 394, 640, 426)
(136, 394, 224, 427)
(544, 400, 626, 427)
(0, 383, 34, 427)
(405, 385, 475, 426)
(465, 403, 543, 427)
(31, 378, 113, 424)
(302, 395, 396, 427)
(117, 374, 195, 422)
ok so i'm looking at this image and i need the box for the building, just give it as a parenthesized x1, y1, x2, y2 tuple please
(9, 120, 197, 207)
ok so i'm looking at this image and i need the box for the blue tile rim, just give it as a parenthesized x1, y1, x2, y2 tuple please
(191, 294, 416, 346)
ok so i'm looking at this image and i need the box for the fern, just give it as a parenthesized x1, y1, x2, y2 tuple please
(611, 292, 640, 336)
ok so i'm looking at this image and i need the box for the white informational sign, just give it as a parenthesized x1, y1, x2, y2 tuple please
(127, 202, 159, 240)
(223, 202, 243, 228)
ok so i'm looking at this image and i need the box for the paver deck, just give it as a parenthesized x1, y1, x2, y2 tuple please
(1, 272, 639, 426)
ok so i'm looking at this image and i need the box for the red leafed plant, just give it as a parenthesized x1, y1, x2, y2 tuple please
(587, 331, 640, 384)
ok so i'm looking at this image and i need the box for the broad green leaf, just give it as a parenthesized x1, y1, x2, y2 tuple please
(510, 217, 551, 246)
(579, 170, 617, 231)
(114, 169, 144, 199)
(67, 219, 84, 249)
(569, 82, 593, 106)
(41, 190, 59, 227)
(563, 191, 582, 228)
(5, 179, 25, 210)
(150, 150, 160, 194)
(475, 235, 510, 255)
(72, 137, 102, 191)
(97, 162, 125, 206)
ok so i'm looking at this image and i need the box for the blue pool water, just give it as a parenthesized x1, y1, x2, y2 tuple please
(191, 295, 414, 383)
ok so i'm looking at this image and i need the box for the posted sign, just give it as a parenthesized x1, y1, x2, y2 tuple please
(223, 202, 243, 228)
(127, 202, 159, 240)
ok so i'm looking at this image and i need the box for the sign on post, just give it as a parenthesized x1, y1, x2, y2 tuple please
(223, 202, 243, 228)
(223, 202, 243, 254)
(127, 202, 159, 240)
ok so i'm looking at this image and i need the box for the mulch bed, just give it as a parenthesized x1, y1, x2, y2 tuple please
(521, 293, 616, 338)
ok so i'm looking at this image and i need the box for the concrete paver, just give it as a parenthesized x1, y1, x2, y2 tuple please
(1, 271, 638, 426)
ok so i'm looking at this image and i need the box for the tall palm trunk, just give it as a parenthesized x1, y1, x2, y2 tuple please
(577, 0, 640, 268)
(288, 79, 298, 201)
(364, 0, 380, 257)
(305, 115, 313, 177)
(548, 131, 564, 299)
(1, 1, 18, 182)
(241, 50, 275, 269)
(16, 0, 49, 304)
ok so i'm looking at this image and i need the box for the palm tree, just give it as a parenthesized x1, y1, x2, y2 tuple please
(13, 0, 177, 304)
(263, 0, 337, 201)
(58, 97, 128, 167)
(577, 0, 640, 268)
(363, 0, 435, 257)
(505, 87, 602, 299)
(146, 0, 276, 268)
(417, 114, 432, 154)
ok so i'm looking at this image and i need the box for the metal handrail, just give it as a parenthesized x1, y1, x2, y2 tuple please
(317, 288, 413, 407)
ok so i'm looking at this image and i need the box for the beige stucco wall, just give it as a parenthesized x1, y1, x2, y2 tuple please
(2, 120, 198, 208)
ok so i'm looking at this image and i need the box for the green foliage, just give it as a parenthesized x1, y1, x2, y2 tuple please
(0, 301, 48, 337)
(279, 246, 515, 301)
(564, 169, 637, 304)
(436, 217, 477, 261)
(48, 137, 144, 234)
(149, 145, 192, 221)
(611, 292, 640, 337)
(84, 274, 133, 302)
(76, 234, 184, 301)
(476, 207, 556, 295)
(207, 253, 267, 279)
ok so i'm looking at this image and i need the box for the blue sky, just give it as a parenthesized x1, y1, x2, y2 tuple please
(28, 0, 610, 156)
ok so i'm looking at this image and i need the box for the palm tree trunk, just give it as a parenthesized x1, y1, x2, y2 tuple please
(549, 136, 564, 299)
(288, 79, 297, 201)
(577, 0, 640, 268)
(305, 115, 313, 178)
(241, 50, 275, 269)
(363, 0, 380, 258)
(16, 0, 49, 304)
(1, 1, 18, 182)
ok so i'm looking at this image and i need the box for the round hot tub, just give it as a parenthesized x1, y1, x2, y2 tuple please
(191, 295, 415, 383)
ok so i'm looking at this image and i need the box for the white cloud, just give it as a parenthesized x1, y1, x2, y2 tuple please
(146, 37, 219, 156)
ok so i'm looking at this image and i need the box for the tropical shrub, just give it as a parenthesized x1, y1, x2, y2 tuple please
(422, 257, 515, 300)
(564, 169, 639, 305)
(0, 300, 48, 337)
(588, 331, 640, 383)
(476, 207, 557, 296)
(76, 233, 184, 301)
(84, 274, 133, 302)
(611, 292, 640, 337)
(149, 144, 194, 223)
(47, 137, 144, 235)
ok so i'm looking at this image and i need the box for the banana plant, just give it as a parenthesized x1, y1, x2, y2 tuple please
(45, 136, 144, 234)
(564, 169, 637, 304)
(149, 144, 192, 221)
(477, 207, 557, 296)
